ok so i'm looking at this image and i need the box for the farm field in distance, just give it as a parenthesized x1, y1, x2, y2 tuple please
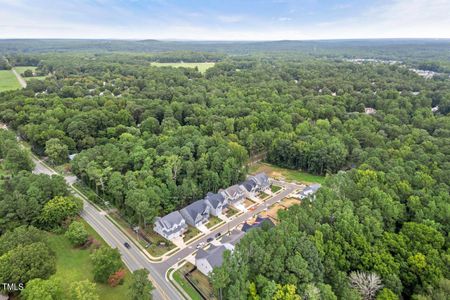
(151, 62, 215, 73)
(14, 66, 47, 81)
(249, 162, 326, 184)
(0, 70, 20, 92)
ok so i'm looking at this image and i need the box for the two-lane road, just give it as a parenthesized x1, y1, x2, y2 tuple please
(30, 155, 183, 300)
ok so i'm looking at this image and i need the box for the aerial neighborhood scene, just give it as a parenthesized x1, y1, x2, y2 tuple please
(0, 1, 449, 300)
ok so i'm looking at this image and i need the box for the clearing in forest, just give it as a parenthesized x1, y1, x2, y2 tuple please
(249, 162, 325, 184)
(151, 62, 215, 73)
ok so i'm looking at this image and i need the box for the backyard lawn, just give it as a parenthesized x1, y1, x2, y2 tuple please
(46, 219, 131, 300)
(173, 266, 203, 300)
(250, 162, 325, 184)
(0, 70, 20, 92)
(151, 62, 215, 73)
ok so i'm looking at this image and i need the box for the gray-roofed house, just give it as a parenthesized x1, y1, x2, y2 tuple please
(240, 179, 258, 194)
(180, 199, 210, 227)
(220, 184, 246, 204)
(299, 183, 321, 200)
(195, 243, 234, 275)
(221, 229, 245, 245)
(240, 173, 271, 196)
(153, 211, 187, 240)
(252, 172, 271, 191)
(204, 192, 228, 216)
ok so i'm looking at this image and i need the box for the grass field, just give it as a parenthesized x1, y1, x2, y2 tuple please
(173, 271, 203, 300)
(46, 219, 131, 300)
(151, 62, 215, 73)
(14, 66, 46, 81)
(250, 162, 326, 184)
(0, 70, 20, 92)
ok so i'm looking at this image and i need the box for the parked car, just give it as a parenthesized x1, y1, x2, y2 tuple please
(124, 242, 131, 249)
(207, 237, 213, 243)
(215, 232, 221, 238)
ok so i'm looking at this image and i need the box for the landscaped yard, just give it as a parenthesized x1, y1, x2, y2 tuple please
(109, 212, 176, 257)
(173, 264, 203, 300)
(0, 70, 20, 92)
(250, 162, 325, 184)
(244, 198, 255, 208)
(206, 216, 223, 229)
(183, 225, 201, 242)
(224, 206, 239, 218)
(271, 185, 282, 193)
(258, 191, 270, 200)
(46, 219, 131, 300)
(151, 62, 215, 73)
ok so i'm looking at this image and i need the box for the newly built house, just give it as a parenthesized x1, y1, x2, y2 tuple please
(204, 192, 228, 216)
(153, 211, 187, 240)
(180, 199, 210, 227)
(195, 243, 234, 275)
(240, 172, 271, 196)
(220, 184, 246, 204)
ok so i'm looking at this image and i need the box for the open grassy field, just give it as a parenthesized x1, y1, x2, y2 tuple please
(0, 70, 20, 92)
(151, 62, 215, 73)
(46, 219, 131, 300)
(250, 162, 326, 184)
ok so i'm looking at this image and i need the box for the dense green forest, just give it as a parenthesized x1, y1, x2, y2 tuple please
(0, 43, 449, 299)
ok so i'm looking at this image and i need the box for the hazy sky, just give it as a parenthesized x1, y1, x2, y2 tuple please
(1, 0, 450, 40)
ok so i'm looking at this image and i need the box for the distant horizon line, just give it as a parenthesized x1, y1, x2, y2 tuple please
(1, 37, 450, 42)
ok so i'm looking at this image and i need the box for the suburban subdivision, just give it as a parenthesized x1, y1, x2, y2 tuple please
(0, 7, 449, 299)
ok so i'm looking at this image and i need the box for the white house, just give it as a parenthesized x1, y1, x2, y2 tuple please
(204, 192, 228, 216)
(153, 211, 187, 240)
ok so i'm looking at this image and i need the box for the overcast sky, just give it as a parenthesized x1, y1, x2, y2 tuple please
(1, 0, 450, 40)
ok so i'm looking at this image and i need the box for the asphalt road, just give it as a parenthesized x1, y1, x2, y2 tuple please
(30, 150, 300, 300)
(30, 155, 182, 300)
(154, 182, 300, 273)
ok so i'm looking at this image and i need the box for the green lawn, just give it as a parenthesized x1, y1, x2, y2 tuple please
(0, 70, 20, 92)
(151, 62, 215, 73)
(250, 162, 325, 184)
(225, 207, 239, 218)
(206, 216, 223, 229)
(183, 226, 201, 242)
(271, 185, 282, 193)
(173, 270, 203, 300)
(46, 219, 131, 300)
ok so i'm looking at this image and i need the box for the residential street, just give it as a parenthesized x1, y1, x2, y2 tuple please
(29, 155, 182, 300)
(29, 150, 300, 300)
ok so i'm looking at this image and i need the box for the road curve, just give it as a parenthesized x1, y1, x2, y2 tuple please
(30, 155, 183, 300)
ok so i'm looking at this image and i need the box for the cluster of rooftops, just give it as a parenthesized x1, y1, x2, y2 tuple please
(153, 173, 271, 240)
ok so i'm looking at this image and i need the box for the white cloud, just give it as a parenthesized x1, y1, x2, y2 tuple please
(0, 0, 449, 40)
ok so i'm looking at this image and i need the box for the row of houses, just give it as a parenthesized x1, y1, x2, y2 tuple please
(153, 173, 271, 240)
(194, 184, 322, 276)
